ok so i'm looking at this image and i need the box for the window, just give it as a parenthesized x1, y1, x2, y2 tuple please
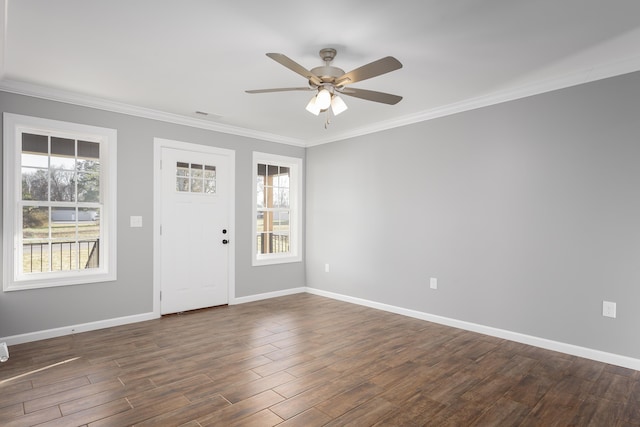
(176, 162, 216, 194)
(3, 113, 117, 291)
(252, 152, 302, 265)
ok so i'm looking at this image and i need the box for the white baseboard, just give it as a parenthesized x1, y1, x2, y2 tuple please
(4, 287, 640, 371)
(0, 312, 158, 346)
(1, 287, 308, 346)
(305, 287, 640, 371)
(231, 287, 306, 305)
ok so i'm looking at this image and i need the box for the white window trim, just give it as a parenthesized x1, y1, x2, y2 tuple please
(252, 152, 302, 266)
(3, 113, 117, 291)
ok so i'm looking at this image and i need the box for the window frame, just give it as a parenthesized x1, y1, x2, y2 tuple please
(252, 152, 302, 266)
(3, 113, 117, 291)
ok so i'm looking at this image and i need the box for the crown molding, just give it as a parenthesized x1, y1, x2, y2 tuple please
(2, 54, 640, 148)
(306, 54, 640, 147)
(0, 79, 307, 147)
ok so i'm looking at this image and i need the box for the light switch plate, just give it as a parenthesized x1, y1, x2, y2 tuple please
(430, 277, 438, 289)
(603, 301, 616, 318)
(130, 216, 143, 228)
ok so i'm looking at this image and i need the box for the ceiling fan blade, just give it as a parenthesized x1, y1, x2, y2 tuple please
(340, 88, 403, 105)
(246, 87, 313, 94)
(266, 53, 322, 86)
(335, 56, 403, 86)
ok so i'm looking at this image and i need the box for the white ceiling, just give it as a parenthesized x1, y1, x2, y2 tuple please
(2, 0, 640, 146)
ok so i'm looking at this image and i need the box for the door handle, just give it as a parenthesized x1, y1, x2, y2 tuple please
(222, 239, 229, 244)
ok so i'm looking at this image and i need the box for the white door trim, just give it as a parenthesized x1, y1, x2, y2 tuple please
(153, 138, 235, 316)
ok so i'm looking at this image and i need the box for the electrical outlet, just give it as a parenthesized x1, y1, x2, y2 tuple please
(602, 301, 616, 318)
(430, 277, 438, 290)
(0, 342, 9, 362)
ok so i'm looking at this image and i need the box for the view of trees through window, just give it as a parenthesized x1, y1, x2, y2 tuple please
(21, 133, 101, 273)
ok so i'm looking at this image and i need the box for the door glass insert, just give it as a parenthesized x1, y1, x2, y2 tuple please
(176, 162, 216, 194)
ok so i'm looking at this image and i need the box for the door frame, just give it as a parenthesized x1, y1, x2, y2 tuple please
(153, 137, 235, 316)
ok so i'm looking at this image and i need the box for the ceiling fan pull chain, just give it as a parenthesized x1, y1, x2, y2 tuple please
(324, 110, 331, 129)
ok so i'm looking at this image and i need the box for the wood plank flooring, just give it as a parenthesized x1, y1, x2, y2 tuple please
(1, 293, 639, 426)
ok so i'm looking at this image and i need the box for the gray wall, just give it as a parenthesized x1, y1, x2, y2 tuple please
(306, 71, 640, 359)
(0, 92, 305, 338)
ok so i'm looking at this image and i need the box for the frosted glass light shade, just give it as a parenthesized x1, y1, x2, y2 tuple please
(316, 88, 332, 110)
(305, 96, 321, 115)
(331, 95, 348, 115)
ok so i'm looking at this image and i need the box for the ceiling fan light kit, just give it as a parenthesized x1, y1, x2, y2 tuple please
(247, 48, 403, 126)
(305, 95, 321, 115)
(315, 88, 332, 110)
(331, 95, 348, 115)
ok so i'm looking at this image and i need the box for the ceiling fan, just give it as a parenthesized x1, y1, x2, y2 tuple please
(246, 48, 403, 121)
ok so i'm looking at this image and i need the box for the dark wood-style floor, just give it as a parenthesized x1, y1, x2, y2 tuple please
(1, 293, 639, 426)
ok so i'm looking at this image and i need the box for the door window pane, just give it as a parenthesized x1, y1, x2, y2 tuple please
(176, 162, 216, 194)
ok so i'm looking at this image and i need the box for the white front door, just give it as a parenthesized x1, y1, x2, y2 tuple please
(159, 145, 232, 314)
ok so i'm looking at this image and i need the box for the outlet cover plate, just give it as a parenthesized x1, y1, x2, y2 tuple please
(130, 216, 143, 228)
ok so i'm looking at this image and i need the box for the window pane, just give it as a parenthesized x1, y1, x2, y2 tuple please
(271, 231, 290, 254)
(274, 211, 290, 231)
(272, 188, 290, 208)
(81, 239, 100, 269)
(279, 167, 290, 189)
(50, 137, 76, 170)
(23, 242, 50, 273)
(204, 165, 216, 179)
(204, 179, 216, 194)
(51, 137, 75, 156)
(22, 153, 48, 168)
(77, 171, 100, 202)
(279, 189, 290, 208)
(50, 155, 76, 170)
(23, 206, 49, 240)
(191, 164, 203, 178)
(177, 162, 189, 177)
(78, 208, 100, 229)
(50, 170, 76, 201)
(257, 163, 267, 180)
(191, 178, 202, 192)
(77, 158, 100, 173)
(22, 133, 48, 154)
(256, 233, 265, 255)
(22, 167, 49, 201)
(257, 183, 264, 208)
(52, 241, 78, 271)
(78, 140, 99, 159)
(268, 164, 279, 187)
(51, 207, 77, 239)
(79, 208, 100, 269)
(177, 177, 189, 192)
(263, 211, 272, 232)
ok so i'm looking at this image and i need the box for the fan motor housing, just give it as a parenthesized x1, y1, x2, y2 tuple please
(310, 66, 345, 85)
